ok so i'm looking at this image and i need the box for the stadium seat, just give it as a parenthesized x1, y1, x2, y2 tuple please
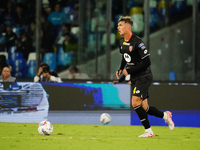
(0, 52, 9, 65)
(57, 47, 72, 66)
(9, 52, 23, 65)
(131, 14, 144, 34)
(101, 33, 116, 47)
(91, 16, 106, 32)
(71, 27, 79, 35)
(27, 52, 36, 65)
(8, 46, 17, 59)
(150, 8, 159, 27)
(43, 52, 57, 70)
(27, 60, 36, 78)
(0, 52, 8, 61)
(12, 58, 27, 78)
(129, 7, 143, 16)
(148, 0, 159, 27)
(172, 0, 186, 13)
(158, 0, 173, 19)
(126, 0, 139, 9)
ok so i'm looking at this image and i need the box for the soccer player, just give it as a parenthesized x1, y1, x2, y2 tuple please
(115, 16, 174, 137)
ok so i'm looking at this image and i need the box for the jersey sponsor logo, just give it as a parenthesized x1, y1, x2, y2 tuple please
(123, 53, 131, 62)
(138, 43, 144, 48)
(127, 62, 134, 65)
(123, 42, 130, 46)
(129, 46, 133, 52)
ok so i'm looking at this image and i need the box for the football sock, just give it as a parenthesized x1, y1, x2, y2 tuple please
(146, 106, 164, 118)
(134, 105, 151, 129)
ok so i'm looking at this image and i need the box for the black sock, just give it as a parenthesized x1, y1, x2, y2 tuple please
(146, 106, 164, 118)
(134, 105, 151, 129)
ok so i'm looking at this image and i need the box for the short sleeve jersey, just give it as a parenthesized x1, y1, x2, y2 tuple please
(119, 34, 151, 78)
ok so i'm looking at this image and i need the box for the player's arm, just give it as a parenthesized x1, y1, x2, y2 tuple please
(126, 56, 151, 74)
(116, 55, 126, 78)
(113, 74, 126, 84)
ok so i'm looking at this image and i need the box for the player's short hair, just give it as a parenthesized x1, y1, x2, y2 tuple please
(118, 16, 133, 26)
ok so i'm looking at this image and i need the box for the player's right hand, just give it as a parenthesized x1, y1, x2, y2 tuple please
(116, 70, 122, 79)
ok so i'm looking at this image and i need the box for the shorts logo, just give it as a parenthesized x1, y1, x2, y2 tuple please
(144, 50, 148, 54)
(133, 87, 140, 94)
(138, 43, 144, 48)
(133, 87, 136, 94)
(124, 53, 131, 62)
(136, 90, 140, 94)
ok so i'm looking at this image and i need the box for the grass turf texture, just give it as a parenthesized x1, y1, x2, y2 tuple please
(0, 123, 200, 150)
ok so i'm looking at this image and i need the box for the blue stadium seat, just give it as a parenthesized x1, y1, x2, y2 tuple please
(12, 58, 27, 78)
(27, 60, 36, 78)
(9, 52, 23, 65)
(43, 52, 57, 70)
(8, 46, 17, 58)
(172, 0, 186, 13)
(57, 47, 72, 66)
(150, 7, 159, 27)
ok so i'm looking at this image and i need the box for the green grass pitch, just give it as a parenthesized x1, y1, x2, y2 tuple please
(1, 123, 200, 150)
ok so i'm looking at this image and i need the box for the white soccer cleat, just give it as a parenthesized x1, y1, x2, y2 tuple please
(165, 111, 175, 131)
(138, 132, 155, 137)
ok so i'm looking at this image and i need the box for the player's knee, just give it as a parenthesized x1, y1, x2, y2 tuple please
(131, 96, 142, 107)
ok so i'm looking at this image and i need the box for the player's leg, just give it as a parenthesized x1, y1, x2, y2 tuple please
(142, 99, 175, 131)
(132, 96, 154, 137)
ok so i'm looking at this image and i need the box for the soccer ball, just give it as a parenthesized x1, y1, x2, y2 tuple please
(100, 113, 111, 125)
(38, 121, 53, 135)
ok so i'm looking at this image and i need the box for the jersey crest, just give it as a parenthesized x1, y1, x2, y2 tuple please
(129, 46, 133, 52)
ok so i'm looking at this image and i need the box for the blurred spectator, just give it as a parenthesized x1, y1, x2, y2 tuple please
(0, 66, 16, 82)
(16, 30, 33, 61)
(48, 3, 70, 36)
(70, 1, 79, 26)
(5, 22, 18, 51)
(34, 62, 62, 83)
(54, 22, 72, 46)
(1, 1, 15, 24)
(67, 65, 90, 79)
(63, 32, 78, 53)
(0, 55, 8, 74)
(48, 3, 70, 26)
(0, 25, 6, 52)
(41, 14, 55, 55)
(13, 3, 30, 27)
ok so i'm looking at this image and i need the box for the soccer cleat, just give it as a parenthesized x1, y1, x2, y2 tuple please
(165, 111, 175, 131)
(138, 132, 155, 137)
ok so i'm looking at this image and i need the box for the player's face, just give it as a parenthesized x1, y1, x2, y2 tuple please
(117, 21, 129, 36)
